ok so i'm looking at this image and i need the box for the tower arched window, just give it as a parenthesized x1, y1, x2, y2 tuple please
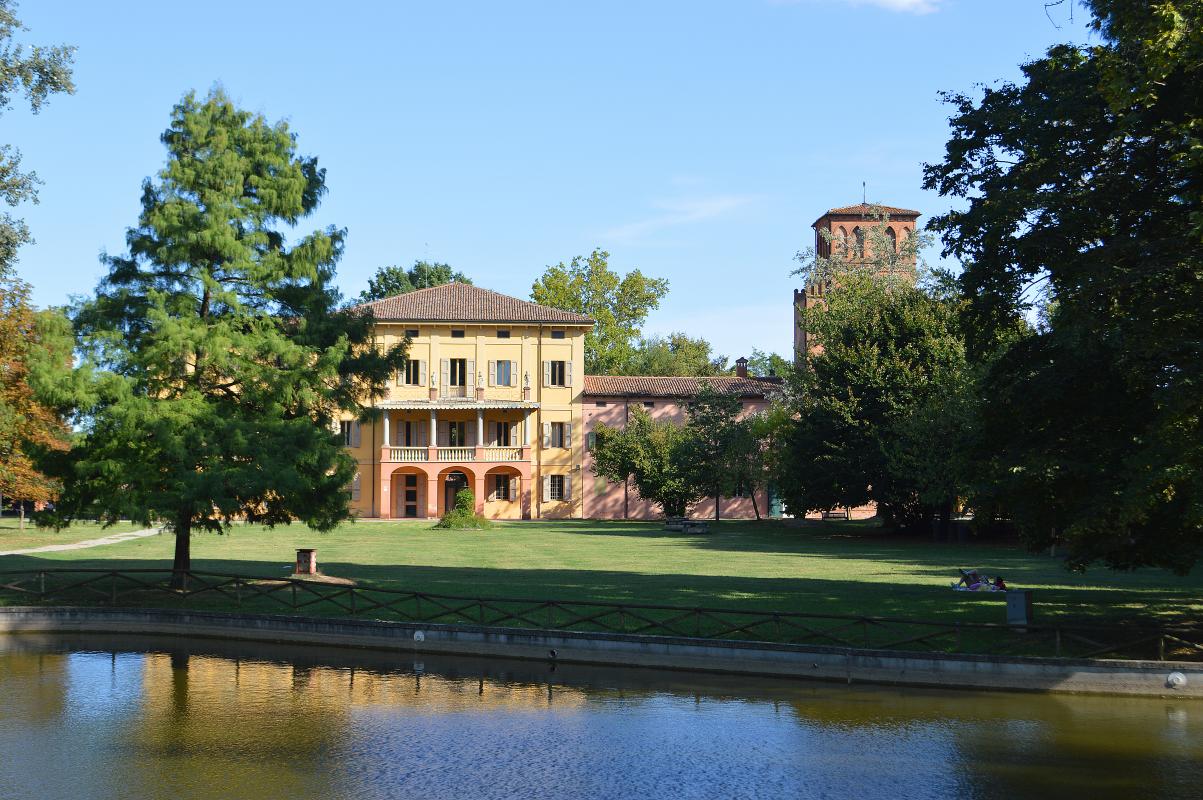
(837, 226, 849, 257)
(886, 226, 897, 254)
(852, 226, 865, 259)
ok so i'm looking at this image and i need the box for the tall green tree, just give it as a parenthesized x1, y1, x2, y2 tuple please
(685, 383, 746, 520)
(779, 270, 970, 529)
(591, 407, 703, 518)
(47, 90, 405, 582)
(0, 0, 74, 273)
(622, 332, 728, 376)
(531, 249, 669, 374)
(357, 260, 470, 303)
(923, 0, 1203, 571)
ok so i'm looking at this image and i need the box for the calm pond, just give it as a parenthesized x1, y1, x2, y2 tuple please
(0, 634, 1198, 799)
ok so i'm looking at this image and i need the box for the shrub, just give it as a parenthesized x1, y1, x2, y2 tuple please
(433, 489, 492, 530)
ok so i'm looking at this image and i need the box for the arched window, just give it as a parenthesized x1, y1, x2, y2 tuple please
(837, 226, 848, 256)
(886, 227, 897, 254)
(852, 226, 865, 259)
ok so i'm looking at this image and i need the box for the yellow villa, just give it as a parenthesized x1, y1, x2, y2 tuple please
(340, 282, 591, 520)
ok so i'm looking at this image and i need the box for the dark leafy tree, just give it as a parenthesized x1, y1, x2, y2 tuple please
(685, 383, 746, 520)
(591, 408, 703, 518)
(922, 0, 1203, 571)
(622, 332, 729, 377)
(778, 270, 970, 529)
(358, 260, 470, 303)
(46, 90, 405, 583)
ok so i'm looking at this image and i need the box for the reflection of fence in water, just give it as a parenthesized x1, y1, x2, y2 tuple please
(1, 568, 1200, 662)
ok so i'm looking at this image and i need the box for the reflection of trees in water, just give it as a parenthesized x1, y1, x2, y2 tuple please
(4, 636, 1202, 800)
(0, 651, 69, 723)
(780, 686, 1203, 800)
(120, 647, 593, 798)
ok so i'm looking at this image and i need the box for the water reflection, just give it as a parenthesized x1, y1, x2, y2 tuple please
(0, 634, 1197, 800)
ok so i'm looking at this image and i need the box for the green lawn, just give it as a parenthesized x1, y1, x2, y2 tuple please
(0, 518, 1199, 628)
(0, 519, 148, 552)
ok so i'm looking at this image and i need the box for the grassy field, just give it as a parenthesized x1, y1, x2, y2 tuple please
(0, 518, 147, 552)
(0, 517, 1198, 627)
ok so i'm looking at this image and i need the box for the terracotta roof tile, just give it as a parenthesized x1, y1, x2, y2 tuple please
(583, 375, 783, 399)
(356, 283, 594, 324)
(813, 203, 921, 227)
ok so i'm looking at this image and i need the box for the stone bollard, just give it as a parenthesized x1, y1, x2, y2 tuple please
(295, 548, 317, 575)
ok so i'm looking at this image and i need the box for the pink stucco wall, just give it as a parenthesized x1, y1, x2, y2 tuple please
(581, 394, 774, 520)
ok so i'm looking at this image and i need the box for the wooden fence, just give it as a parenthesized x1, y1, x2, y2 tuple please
(0, 568, 1200, 661)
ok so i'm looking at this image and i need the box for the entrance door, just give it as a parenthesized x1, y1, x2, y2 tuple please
(403, 473, 419, 518)
(444, 471, 468, 514)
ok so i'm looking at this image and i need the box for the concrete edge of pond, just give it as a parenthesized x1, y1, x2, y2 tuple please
(0, 606, 1199, 698)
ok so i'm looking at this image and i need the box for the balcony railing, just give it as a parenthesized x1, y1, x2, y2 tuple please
(481, 447, 522, 461)
(388, 447, 428, 462)
(436, 447, 475, 462)
(384, 447, 528, 463)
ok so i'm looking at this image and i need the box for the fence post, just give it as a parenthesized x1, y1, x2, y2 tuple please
(38, 571, 45, 601)
(291, 582, 296, 609)
(351, 587, 357, 615)
(1159, 635, 1165, 662)
(111, 573, 118, 605)
(235, 577, 241, 609)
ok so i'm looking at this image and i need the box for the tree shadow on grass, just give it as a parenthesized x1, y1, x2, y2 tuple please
(0, 553, 1197, 627)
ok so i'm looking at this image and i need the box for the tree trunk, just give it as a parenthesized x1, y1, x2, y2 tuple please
(18, 502, 25, 531)
(751, 488, 761, 521)
(171, 511, 192, 590)
(714, 490, 720, 521)
(939, 501, 953, 543)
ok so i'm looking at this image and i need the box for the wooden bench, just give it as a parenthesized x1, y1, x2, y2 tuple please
(821, 508, 850, 520)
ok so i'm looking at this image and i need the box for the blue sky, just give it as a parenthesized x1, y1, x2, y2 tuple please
(9, 0, 1092, 361)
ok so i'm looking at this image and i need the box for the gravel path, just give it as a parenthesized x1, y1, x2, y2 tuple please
(0, 527, 162, 556)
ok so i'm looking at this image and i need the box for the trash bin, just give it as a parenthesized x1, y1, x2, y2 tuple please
(1006, 590, 1033, 627)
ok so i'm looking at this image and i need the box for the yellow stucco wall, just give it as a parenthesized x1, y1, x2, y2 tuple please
(341, 321, 587, 519)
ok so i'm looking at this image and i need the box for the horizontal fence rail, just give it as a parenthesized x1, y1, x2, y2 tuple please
(0, 568, 1200, 662)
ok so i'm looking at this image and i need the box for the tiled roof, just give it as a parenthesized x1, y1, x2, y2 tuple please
(583, 375, 783, 399)
(356, 283, 594, 324)
(813, 203, 921, 227)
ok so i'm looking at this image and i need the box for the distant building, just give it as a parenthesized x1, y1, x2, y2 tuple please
(342, 283, 781, 521)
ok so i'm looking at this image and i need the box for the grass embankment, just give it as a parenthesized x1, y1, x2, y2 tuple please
(0, 519, 147, 552)
(0, 518, 1198, 628)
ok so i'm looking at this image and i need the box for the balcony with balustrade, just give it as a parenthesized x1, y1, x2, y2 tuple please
(376, 400, 537, 467)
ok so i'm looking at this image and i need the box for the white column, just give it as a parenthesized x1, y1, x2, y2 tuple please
(382, 411, 391, 446)
(477, 408, 485, 448)
(430, 409, 437, 446)
(523, 410, 530, 446)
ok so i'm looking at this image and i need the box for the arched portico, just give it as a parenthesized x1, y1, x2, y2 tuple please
(483, 466, 524, 520)
(436, 465, 480, 517)
(388, 466, 428, 519)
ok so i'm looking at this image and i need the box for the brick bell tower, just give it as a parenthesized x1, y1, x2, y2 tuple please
(793, 202, 921, 363)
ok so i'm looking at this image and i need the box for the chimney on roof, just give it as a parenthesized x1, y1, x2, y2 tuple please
(735, 356, 748, 378)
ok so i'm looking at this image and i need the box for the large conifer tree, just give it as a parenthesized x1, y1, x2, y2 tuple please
(49, 90, 404, 581)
